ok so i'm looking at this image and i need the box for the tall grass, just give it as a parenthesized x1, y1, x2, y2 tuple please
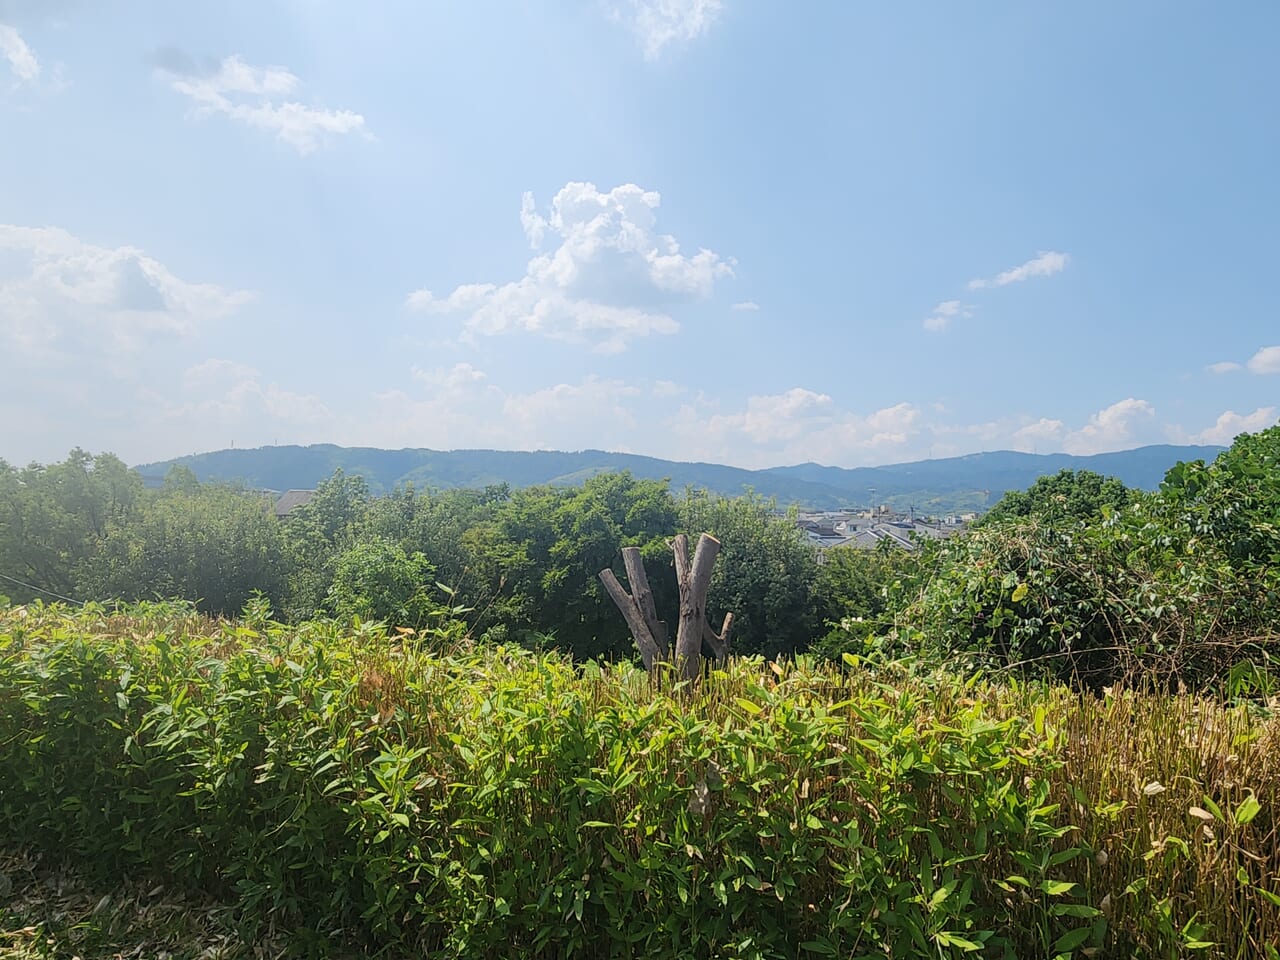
(1, 603, 1277, 958)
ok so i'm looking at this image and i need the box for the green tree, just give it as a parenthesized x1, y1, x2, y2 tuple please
(811, 540, 923, 659)
(981, 468, 1132, 526)
(363, 483, 508, 606)
(888, 427, 1280, 688)
(280, 469, 374, 618)
(325, 539, 438, 626)
(677, 490, 819, 658)
(82, 480, 289, 615)
(485, 472, 677, 659)
(0, 450, 142, 602)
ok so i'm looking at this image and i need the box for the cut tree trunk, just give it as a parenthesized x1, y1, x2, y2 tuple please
(598, 545, 669, 671)
(599, 533, 731, 682)
(672, 533, 721, 681)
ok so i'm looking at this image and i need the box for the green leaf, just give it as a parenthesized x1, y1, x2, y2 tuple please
(934, 931, 982, 951)
(735, 698, 763, 715)
(1011, 582, 1029, 603)
(1040, 880, 1078, 896)
(1233, 793, 1262, 825)
(800, 941, 838, 956)
(928, 881, 955, 911)
(1051, 904, 1102, 918)
(1053, 927, 1091, 953)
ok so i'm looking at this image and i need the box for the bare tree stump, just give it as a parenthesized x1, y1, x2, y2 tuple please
(703, 612, 734, 662)
(599, 568, 664, 671)
(599, 532, 732, 683)
(673, 533, 721, 681)
(622, 546, 668, 655)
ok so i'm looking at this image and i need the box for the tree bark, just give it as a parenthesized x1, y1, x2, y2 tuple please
(600, 532, 730, 684)
(673, 533, 721, 681)
(702, 612, 734, 661)
(599, 568, 663, 671)
(622, 546, 668, 658)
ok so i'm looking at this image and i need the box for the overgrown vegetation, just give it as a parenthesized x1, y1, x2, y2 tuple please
(821, 428, 1280, 690)
(0, 459, 815, 660)
(2, 603, 1278, 958)
(3, 428, 1279, 955)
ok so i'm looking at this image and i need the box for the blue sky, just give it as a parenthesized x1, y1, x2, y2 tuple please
(2, 0, 1276, 468)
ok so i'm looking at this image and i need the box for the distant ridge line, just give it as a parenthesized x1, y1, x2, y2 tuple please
(133, 442, 1225, 515)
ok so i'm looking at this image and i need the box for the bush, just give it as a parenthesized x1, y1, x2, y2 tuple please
(326, 539, 441, 627)
(859, 428, 1280, 689)
(4, 606, 1278, 957)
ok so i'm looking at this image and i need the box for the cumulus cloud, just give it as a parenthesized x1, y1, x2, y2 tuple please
(164, 359, 331, 435)
(504, 377, 642, 446)
(1246, 345, 1280, 375)
(156, 53, 368, 153)
(1207, 360, 1243, 374)
(612, 0, 724, 59)
(366, 367, 645, 452)
(923, 299, 972, 332)
(1011, 417, 1065, 448)
(408, 182, 733, 353)
(968, 251, 1068, 290)
(411, 361, 488, 390)
(708, 387, 834, 444)
(731, 300, 759, 311)
(674, 389, 920, 465)
(0, 224, 252, 356)
(1060, 398, 1155, 455)
(1189, 407, 1278, 445)
(0, 22, 37, 84)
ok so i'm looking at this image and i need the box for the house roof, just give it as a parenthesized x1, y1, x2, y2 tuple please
(273, 489, 316, 517)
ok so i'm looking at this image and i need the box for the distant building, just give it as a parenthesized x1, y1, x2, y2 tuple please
(272, 489, 316, 518)
(798, 509, 967, 557)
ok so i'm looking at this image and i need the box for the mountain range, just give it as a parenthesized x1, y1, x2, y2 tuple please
(133, 443, 1226, 514)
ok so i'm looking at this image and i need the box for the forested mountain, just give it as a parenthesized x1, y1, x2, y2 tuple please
(134, 443, 1224, 512)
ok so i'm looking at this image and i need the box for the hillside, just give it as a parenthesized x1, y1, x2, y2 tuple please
(133, 442, 1225, 513)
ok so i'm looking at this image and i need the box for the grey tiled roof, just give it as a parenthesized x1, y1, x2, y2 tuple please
(273, 489, 316, 517)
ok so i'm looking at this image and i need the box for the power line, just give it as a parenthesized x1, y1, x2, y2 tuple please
(0, 571, 85, 606)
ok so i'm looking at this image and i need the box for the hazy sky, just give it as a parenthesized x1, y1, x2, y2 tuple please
(2, 1, 1277, 468)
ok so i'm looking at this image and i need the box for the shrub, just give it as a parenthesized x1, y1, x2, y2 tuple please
(4, 606, 1278, 957)
(326, 539, 439, 627)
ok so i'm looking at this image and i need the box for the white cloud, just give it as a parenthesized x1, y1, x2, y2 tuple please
(613, 0, 724, 59)
(652, 379, 684, 397)
(969, 251, 1068, 289)
(731, 300, 759, 311)
(1190, 407, 1278, 445)
(1207, 360, 1243, 374)
(158, 54, 368, 154)
(184, 358, 259, 387)
(504, 377, 642, 445)
(0, 23, 38, 84)
(709, 387, 834, 444)
(1011, 417, 1065, 448)
(674, 389, 920, 466)
(145, 360, 332, 453)
(366, 368, 645, 452)
(411, 361, 488, 389)
(1246, 345, 1280, 375)
(408, 182, 733, 353)
(1061, 398, 1155, 455)
(923, 299, 972, 332)
(0, 224, 252, 356)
